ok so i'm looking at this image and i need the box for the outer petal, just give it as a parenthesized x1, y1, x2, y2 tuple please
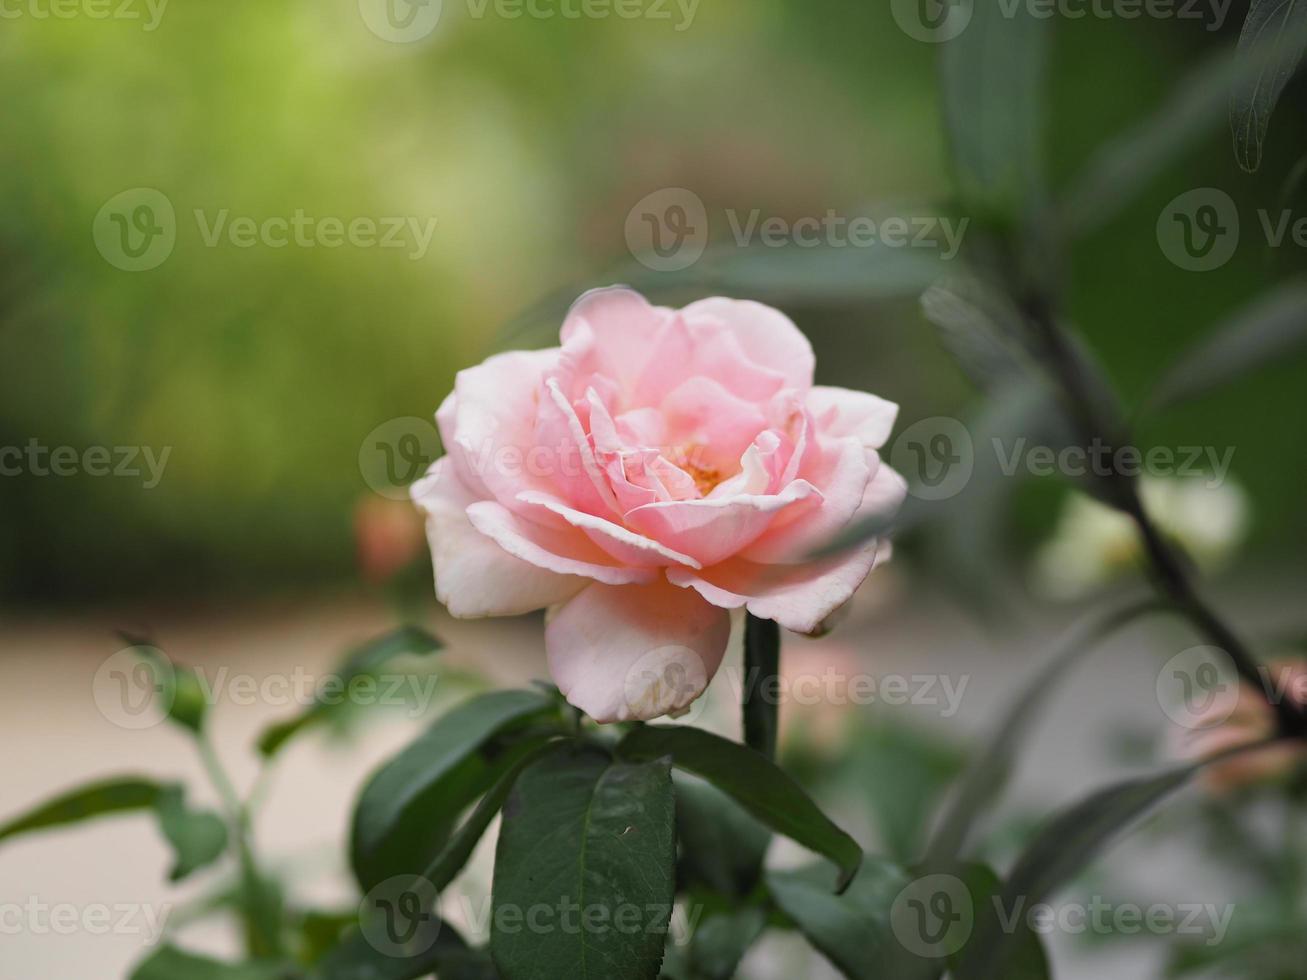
(546, 578, 732, 723)
(666, 541, 886, 636)
(807, 386, 900, 450)
(444, 348, 560, 509)
(682, 297, 815, 392)
(465, 500, 655, 586)
(411, 458, 585, 618)
(557, 287, 676, 397)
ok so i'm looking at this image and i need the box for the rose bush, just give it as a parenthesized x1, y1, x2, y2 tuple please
(413, 287, 905, 722)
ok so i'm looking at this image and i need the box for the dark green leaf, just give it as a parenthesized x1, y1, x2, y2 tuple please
(926, 598, 1166, 864)
(1232, 0, 1307, 173)
(0, 777, 164, 842)
(852, 723, 965, 865)
(673, 774, 771, 898)
(618, 725, 861, 891)
(766, 858, 911, 980)
(258, 626, 443, 758)
(130, 945, 288, 980)
(947, 863, 1049, 980)
(350, 689, 561, 891)
(686, 907, 766, 980)
(1148, 280, 1307, 411)
(423, 740, 558, 892)
(155, 785, 229, 883)
(490, 742, 676, 980)
(939, 0, 1050, 221)
(296, 910, 358, 967)
(742, 614, 779, 763)
(953, 765, 1197, 980)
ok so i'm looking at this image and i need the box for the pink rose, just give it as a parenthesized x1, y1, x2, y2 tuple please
(412, 287, 905, 722)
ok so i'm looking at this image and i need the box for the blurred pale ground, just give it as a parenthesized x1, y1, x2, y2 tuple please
(3, 567, 1300, 978)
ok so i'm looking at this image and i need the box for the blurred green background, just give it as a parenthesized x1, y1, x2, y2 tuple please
(2, 0, 1305, 605)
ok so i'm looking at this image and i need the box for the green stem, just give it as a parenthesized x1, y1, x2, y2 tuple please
(1019, 289, 1306, 737)
(195, 733, 282, 959)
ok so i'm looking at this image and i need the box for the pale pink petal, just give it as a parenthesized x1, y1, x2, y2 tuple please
(667, 540, 887, 635)
(515, 490, 701, 569)
(660, 376, 770, 477)
(859, 458, 909, 521)
(465, 500, 654, 586)
(411, 458, 585, 618)
(707, 430, 783, 499)
(444, 348, 560, 510)
(626, 481, 821, 566)
(556, 287, 676, 397)
(678, 321, 789, 402)
(546, 578, 732, 722)
(741, 438, 873, 563)
(682, 297, 815, 392)
(807, 385, 900, 450)
(530, 378, 620, 518)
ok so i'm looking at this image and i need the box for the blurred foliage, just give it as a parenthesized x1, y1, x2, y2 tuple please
(2, 1, 1307, 604)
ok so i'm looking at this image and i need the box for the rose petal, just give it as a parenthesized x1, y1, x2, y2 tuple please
(515, 490, 701, 569)
(667, 540, 887, 635)
(546, 578, 732, 722)
(807, 385, 900, 450)
(465, 500, 655, 586)
(557, 287, 677, 398)
(411, 458, 586, 617)
(682, 297, 815, 392)
(531, 378, 620, 517)
(741, 438, 873, 563)
(443, 348, 559, 510)
(626, 480, 821, 566)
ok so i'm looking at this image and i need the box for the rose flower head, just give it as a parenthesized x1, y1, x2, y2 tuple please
(412, 287, 905, 722)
